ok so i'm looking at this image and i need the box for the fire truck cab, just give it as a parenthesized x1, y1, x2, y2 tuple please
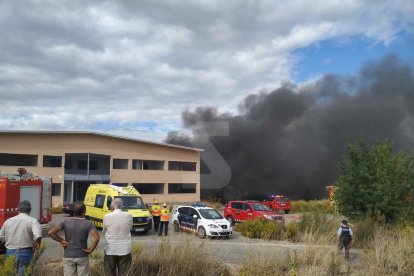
(0, 168, 52, 228)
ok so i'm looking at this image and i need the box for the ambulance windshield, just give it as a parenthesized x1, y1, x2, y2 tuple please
(115, 196, 145, 209)
(199, 209, 223, 220)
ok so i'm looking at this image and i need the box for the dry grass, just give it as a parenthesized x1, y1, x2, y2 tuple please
(33, 237, 229, 276)
(240, 225, 414, 276)
(203, 197, 225, 210)
(290, 199, 333, 214)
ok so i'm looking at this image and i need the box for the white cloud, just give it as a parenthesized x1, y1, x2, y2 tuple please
(0, 0, 413, 141)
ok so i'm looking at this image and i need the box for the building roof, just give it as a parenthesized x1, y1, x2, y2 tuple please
(0, 130, 203, 152)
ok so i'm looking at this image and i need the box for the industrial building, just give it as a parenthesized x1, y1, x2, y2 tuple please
(0, 131, 201, 206)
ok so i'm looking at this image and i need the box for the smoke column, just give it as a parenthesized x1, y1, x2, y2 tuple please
(165, 55, 414, 200)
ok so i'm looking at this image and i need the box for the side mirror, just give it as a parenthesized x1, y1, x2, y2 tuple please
(193, 215, 198, 219)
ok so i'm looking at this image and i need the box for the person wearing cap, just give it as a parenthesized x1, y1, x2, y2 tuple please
(158, 203, 170, 236)
(336, 219, 353, 260)
(0, 200, 42, 276)
(151, 200, 161, 232)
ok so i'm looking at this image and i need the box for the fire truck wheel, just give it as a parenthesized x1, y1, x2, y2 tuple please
(285, 210, 289, 214)
(226, 215, 235, 226)
(173, 221, 180, 232)
(198, 226, 207, 239)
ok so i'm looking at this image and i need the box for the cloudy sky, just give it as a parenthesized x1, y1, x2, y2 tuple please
(1, 0, 413, 142)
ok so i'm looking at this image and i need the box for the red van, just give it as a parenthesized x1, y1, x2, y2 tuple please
(224, 200, 283, 225)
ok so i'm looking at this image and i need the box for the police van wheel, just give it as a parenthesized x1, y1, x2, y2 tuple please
(226, 216, 235, 226)
(198, 226, 207, 239)
(173, 221, 180, 232)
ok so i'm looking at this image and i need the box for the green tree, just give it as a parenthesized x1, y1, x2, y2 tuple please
(334, 140, 414, 222)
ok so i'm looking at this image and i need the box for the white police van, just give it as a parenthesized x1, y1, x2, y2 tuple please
(172, 203, 232, 239)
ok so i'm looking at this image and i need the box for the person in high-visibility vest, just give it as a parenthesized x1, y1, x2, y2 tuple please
(151, 201, 161, 232)
(158, 203, 170, 236)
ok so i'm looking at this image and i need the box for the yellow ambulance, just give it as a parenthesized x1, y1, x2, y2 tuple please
(84, 184, 152, 233)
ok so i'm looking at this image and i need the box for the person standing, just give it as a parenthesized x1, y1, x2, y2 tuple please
(158, 203, 170, 236)
(0, 200, 42, 276)
(102, 198, 133, 276)
(150, 200, 161, 232)
(48, 202, 100, 276)
(336, 219, 353, 260)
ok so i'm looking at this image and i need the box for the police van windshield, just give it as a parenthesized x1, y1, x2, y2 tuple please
(198, 209, 223, 220)
(115, 196, 145, 209)
(251, 203, 270, 211)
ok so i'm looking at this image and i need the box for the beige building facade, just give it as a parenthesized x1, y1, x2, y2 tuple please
(0, 131, 201, 206)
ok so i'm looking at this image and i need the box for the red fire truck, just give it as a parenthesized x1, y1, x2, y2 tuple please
(0, 168, 52, 228)
(262, 194, 291, 214)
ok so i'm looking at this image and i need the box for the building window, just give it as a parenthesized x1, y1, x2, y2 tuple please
(43, 155, 62, 168)
(133, 183, 164, 194)
(52, 183, 62, 196)
(132, 159, 142, 170)
(168, 161, 196, 171)
(89, 160, 98, 170)
(0, 153, 38, 167)
(132, 160, 164, 170)
(64, 159, 73, 170)
(78, 160, 87, 170)
(113, 159, 128, 169)
(168, 183, 197, 194)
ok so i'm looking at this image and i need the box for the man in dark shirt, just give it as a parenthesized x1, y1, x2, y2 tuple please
(48, 202, 100, 276)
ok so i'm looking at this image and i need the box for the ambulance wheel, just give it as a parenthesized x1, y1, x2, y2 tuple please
(226, 216, 235, 226)
(173, 221, 180, 232)
(198, 226, 207, 239)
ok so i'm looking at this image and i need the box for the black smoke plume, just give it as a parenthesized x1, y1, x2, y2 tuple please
(165, 55, 414, 200)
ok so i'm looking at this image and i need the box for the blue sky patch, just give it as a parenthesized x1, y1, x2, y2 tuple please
(292, 32, 414, 83)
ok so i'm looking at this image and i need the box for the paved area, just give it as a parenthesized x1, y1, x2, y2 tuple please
(40, 214, 352, 265)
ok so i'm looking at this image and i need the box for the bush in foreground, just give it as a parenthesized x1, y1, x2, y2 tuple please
(235, 218, 285, 240)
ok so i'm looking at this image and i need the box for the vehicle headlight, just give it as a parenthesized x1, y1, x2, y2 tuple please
(208, 224, 219, 228)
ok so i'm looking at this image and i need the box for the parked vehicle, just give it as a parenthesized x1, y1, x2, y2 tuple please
(262, 195, 291, 214)
(172, 203, 232, 239)
(224, 200, 284, 225)
(0, 168, 52, 228)
(84, 184, 152, 233)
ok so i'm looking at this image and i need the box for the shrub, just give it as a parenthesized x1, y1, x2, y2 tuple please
(285, 222, 300, 242)
(291, 200, 332, 214)
(0, 255, 18, 275)
(235, 218, 285, 240)
(334, 140, 414, 223)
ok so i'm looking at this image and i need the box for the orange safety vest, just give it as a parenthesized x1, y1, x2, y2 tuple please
(151, 205, 161, 216)
(160, 208, 170, 222)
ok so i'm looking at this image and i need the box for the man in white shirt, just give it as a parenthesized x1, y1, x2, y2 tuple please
(103, 198, 133, 276)
(0, 200, 42, 276)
